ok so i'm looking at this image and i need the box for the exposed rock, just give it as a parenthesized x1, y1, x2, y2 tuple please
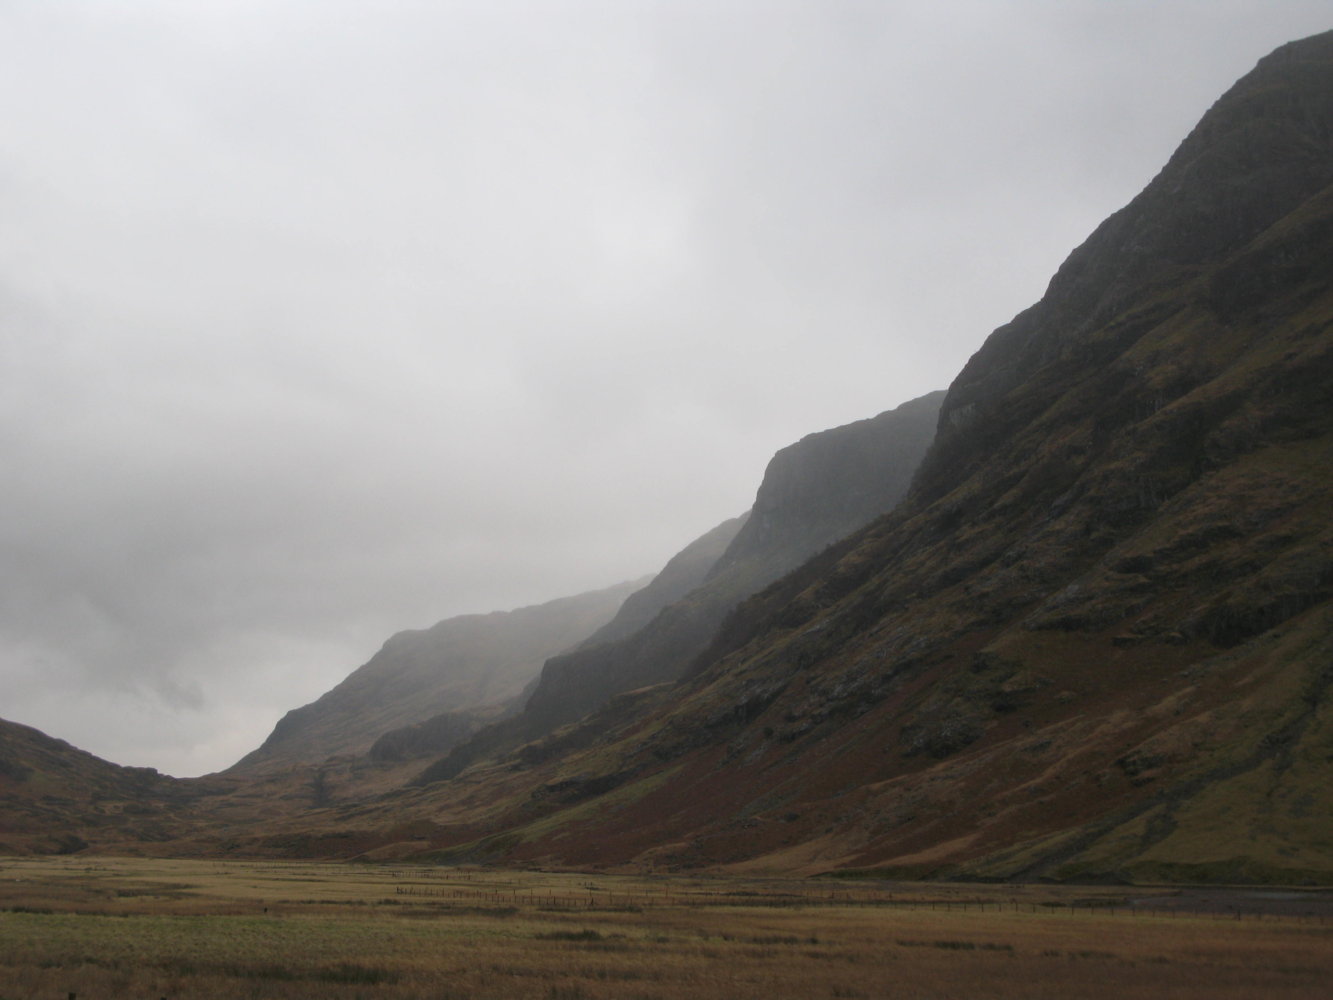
(709, 391, 945, 579)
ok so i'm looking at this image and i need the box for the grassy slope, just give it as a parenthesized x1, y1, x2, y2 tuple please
(0, 718, 204, 854)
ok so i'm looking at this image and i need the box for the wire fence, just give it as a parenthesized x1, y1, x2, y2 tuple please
(387, 883, 1331, 924)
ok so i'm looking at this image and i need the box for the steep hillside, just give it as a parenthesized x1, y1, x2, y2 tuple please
(417, 391, 943, 781)
(233, 579, 643, 772)
(579, 514, 749, 648)
(517, 391, 944, 731)
(0, 718, 198, 854)
(710, 390, 945, 579)
(348, 31, 1333, 883)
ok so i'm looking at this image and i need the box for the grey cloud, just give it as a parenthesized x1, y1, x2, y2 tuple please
(2, 1, 1329, 774)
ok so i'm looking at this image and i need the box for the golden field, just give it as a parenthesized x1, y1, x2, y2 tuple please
(1, 857, 1330, 999)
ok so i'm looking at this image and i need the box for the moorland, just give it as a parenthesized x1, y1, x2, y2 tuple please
(2, 856, 1331, 999)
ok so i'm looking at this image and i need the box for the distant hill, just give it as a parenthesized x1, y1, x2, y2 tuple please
(231, 578, 644, 772)
(0, 717, 195, 854)
(578, 514, 750, 649)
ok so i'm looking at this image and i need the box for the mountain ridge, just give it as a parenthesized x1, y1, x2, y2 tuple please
(351, 29, 1333, 882)
(414, 390, 943, 783)
(3, 31, 1331, 884)
(231, 577, 645, 773)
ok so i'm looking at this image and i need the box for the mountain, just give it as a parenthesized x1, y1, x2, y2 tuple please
(578, 514, 749, 648)
(232, 579, 644, 772)
(354, 30, 1333, 882)
(7, 31, 1333, 885)
(0, 717, 197, 854)
(708, 391, 947, 581)
(522, 391, 946, 732)
(416, 391, 944, 781)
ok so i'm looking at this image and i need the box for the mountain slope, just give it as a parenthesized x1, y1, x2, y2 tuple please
(417, 391, 943, 780)
(7, 33, 1332, 885)
(709, 391, 946, 580)
(518, 390, 945, 732)
(232, 578, 643, 772)
(374, 31, 1333, 882)
(578, 514, 749, 648)
(0, 718, 197, 854)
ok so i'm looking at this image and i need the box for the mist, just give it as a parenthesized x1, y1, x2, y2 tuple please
(2, 1, 1329, 775)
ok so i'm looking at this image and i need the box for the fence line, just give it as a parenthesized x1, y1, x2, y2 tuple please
(385, 885, 1327, 923)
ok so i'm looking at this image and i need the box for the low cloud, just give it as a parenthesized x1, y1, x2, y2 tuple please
(2, 1, 1328, 774)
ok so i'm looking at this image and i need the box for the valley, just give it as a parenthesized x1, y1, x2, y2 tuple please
(2, 27, 1332, 904)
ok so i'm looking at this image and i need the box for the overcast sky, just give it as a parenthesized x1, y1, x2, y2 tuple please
(2, 1, 1328, 777)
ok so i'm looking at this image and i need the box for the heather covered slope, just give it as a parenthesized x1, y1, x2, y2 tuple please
(0, 718, 199, 854)
(232, 578, 643, 772)
(377, 31, 1333, 882)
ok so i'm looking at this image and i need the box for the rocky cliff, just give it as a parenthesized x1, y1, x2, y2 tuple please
(711, 391, 945, 578)
(578, 514, 749, 648)
(519, 390, 945, 731)
(416, 391, 943, 782)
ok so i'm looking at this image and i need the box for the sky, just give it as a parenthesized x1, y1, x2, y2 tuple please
(2, 1, 1329, 777)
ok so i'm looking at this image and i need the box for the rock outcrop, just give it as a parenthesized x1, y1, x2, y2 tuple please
(578, 514, 749, 648)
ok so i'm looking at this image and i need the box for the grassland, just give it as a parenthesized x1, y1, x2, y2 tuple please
(1, 857, 1330, 999)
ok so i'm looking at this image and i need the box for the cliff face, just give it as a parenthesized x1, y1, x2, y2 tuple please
(521, 391, 945, 730)
(418, 391, 943, 782)
(387, 31, 1333, 882)
(919, 31, 1333, 503)
(710, 391, 945, 579)
(231, 578, 643, 772)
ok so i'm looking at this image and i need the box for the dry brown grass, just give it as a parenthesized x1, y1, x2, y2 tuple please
(1, 856, 1330, 999)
